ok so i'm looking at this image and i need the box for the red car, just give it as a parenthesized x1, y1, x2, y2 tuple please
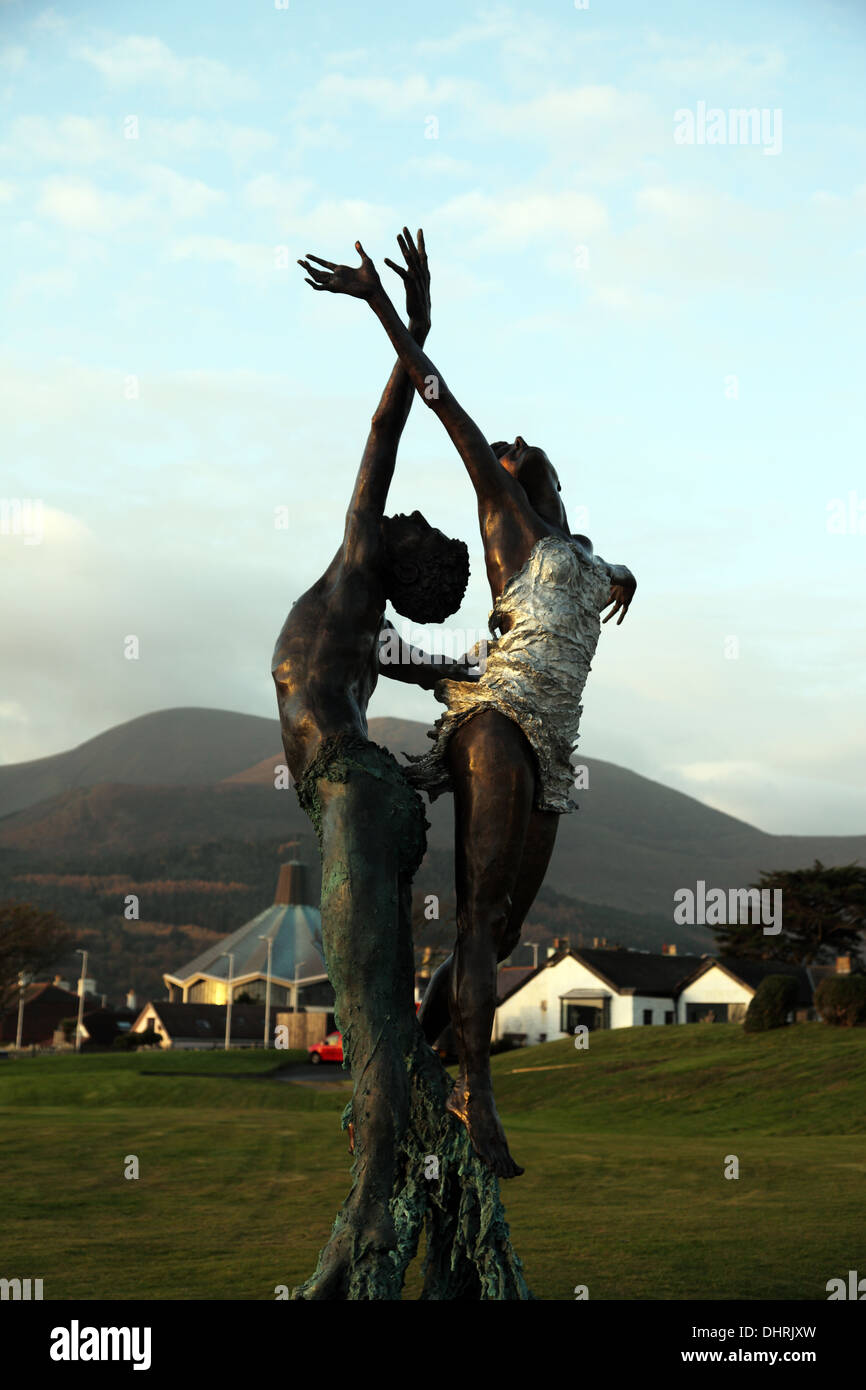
(308, 1031, 343, 1065)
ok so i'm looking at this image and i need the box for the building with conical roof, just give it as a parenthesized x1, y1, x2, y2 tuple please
(163, 861, 333, 1012)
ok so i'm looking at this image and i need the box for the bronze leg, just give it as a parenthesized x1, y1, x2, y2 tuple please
(441, 709, 541, 1177)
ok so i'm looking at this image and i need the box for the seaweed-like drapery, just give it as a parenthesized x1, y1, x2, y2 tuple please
(292, 1030, 531, 1301)
(291, 742, 530, 1300)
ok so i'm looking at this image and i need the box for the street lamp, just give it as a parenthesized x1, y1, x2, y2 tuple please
(15, 971, 31, 1050)
(259, 932, 275, 1048)
(75, 949, 88, 1052)
(223, 952, 234, 1051)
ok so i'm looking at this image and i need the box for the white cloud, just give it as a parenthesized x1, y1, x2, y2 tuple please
(0, 45, 26, 72)
(170, 236, 276, 283)
(75, 35, 257, 105)
(32, 8, 66, 33)
(140, 164, 224, 219)
(12, 267, 78, 299)
(0, 701, 28, 725)
(314, 72, 471, 116)
(36, 168, 223, 234)
(643, 31, 787, 83)
(402, 153, 473, 178)
(589, 283, 665, 315)
(0, 180, 17, 202)
(414, 16, 521, 56)
(143, 116, 277, 162)
(38, 176, 140, 233)
(1, 114, 121, 166)
(1, 113, 276, 173)
(436, 189, 608, 251)
(242, 177, 395, 250)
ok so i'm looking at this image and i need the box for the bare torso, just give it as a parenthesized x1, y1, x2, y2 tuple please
(272, 543, 385, 782)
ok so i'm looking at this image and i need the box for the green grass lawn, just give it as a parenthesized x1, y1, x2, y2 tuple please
(1, 1024, 864, 1300)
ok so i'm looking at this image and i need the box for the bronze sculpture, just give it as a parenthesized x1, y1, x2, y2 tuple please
(274, 230, 530, 1298)
(298, 230, 636, 1181)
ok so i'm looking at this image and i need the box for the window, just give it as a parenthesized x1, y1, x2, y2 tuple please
(665, 1011, 674, 1024)
(642, 1009, 653, 1025)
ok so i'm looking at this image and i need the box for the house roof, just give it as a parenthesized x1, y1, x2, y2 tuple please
(0, 982, 94, 1045)
(694, 957, 814, 1006)
(497, 947, 710, 1006)
(22, 982, 82, 1006)
(164, 901, 326, 989)
(569, 948, 707, 998)
(135, 1001, 273, 1041)
(496, 966, 535, 1002)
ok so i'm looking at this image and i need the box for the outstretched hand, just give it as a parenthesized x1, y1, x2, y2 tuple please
(601, 567, 636, 625)
(383, 227, 430, 331)
(298, 241, 381, 300)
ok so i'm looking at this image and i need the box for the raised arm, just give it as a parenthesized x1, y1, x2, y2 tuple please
(298, 231, 430, 561)
(300, 233, 525, 516)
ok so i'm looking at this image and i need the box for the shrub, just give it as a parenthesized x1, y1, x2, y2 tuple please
(815, 975, 866, 1027)
(743, 975, 798, 1032)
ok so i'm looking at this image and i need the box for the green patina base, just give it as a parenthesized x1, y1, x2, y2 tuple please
(290, 733, 531, 1301)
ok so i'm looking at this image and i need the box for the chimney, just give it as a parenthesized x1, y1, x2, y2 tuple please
(275, 860, 310, 907)
(835, 955, 851, 975)
(126, 990, 137, 1010)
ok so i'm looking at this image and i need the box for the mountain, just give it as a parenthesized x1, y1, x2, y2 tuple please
(0, 708, 863, 919)
(0, 707, 284, 817)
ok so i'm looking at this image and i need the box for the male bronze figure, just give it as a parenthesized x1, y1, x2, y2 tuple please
(272, 230, 472, 1292)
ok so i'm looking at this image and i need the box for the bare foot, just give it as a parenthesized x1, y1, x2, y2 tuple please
(446, 1079, 524, 1179)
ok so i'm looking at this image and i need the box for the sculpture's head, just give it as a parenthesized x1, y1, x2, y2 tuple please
(382, 511, 470, 623)
(491, 437, 568, 531)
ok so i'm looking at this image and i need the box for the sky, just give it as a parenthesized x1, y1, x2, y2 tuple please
(1, 0, 865, 835)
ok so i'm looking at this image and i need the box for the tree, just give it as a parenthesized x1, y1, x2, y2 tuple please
(0, 901, 76, 1012)
(743, 975, 798, 1032)
(814, 976, 866, 1027)
(712, 862, 866, 965)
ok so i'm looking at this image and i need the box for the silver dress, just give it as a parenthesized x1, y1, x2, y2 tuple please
(405, 535, 611, 814)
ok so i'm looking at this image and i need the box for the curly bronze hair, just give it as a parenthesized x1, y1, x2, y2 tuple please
(382, 513, 469, 624)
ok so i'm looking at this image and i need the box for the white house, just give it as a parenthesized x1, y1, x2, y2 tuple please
(494, 947, 816, 1043)
(679, 957, 814, 1023)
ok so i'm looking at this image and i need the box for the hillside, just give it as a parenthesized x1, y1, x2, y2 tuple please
(2, 707, 863, 1004)
(0, 708, 280, 817)
(1, 710, 863, 919)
